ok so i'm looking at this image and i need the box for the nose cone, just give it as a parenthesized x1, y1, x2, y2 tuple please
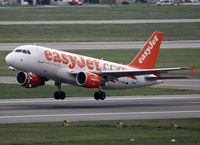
(5, 53, 14, 66)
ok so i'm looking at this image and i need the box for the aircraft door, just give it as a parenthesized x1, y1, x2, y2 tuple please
(34, 46, 47, 75)
(37, 47, 44, 63)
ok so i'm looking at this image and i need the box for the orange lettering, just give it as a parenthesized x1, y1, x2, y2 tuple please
(53, 52, 61, 63)
(118, 66, 127, 70)
(61, 54, 69, 65)
(86, 59, 94, 70)
(44, 50, 52, 61)
(77, 56, 85, 68)
(103, 63, 109, 71)
(93, 60, 101, 71)
(68, 55, 77, 69)
(110, 65, 118, 70)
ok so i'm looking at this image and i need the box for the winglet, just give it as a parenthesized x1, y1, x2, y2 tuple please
(190, 66, 195, 72)
(128, 32, 163, 69)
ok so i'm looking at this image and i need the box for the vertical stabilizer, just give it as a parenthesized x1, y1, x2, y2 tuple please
(128, 32, 163, 69)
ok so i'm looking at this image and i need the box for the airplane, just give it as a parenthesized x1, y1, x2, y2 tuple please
(68, 0, 83, 5)
(5, 32, 194, 100)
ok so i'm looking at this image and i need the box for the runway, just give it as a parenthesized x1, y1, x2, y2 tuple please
(0, 95, 200, 124)
(153, 79, 200, 90)
(0, 19, 200, 25)
(0, 40, 200, 51)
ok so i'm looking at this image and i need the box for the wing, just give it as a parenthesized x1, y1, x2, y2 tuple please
(95, 66, 194, 81)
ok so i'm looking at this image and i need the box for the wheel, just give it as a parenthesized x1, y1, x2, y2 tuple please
(100, 92, 106, 100)
(25, 83, 29, 88)
(40, 80, 45, 86)
(54, 91, 66, 100)
(54, 91, 60, 100)
(94, 91, 106, 100)
(60, 91, 66, 100)
(94, 92, 100, 100)
(25, 83, 31, 88)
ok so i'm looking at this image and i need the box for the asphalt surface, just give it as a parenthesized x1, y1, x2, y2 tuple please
(0, 95, 200, 124)
(1, 40, 200, 51)
(0, 19, 200, 25)
(153, 79, 200, 90)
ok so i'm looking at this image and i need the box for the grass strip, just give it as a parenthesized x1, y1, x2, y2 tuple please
(0, 83, 200, 99)
(0, 118, 200, 145)
(0, 23, 200, 42)
(0, 5, 200, 21)
(1, 49, 199, 78)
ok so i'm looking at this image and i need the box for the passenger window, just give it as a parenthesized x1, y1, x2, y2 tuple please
(22, 50, 27, 54)
(15, 49, 22, 53)
(27, 50, 31, 55)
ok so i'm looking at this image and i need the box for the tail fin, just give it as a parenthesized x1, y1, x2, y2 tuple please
(128, 31, 163, 69)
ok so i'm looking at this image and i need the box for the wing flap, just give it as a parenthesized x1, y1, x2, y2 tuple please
(98, 67, 189, 77)
(145, 76, 189, 81)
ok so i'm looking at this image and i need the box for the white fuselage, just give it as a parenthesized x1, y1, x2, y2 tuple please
(6, 45, 163, 90)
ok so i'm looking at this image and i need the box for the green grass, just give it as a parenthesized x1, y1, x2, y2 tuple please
(1, 48, 200, 78)
(0, 5, 200, 21)
(1, 83, 200, 99)
(0, 23, 200, 42)
(0, 118, 200, 145)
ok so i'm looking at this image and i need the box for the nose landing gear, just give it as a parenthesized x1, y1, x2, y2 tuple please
(54, 82, 66, 100)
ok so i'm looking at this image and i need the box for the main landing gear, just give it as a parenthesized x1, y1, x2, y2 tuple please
(54, 82, 66, 100)
(53, 82, 105, 100)
(94, 91, 106, 100)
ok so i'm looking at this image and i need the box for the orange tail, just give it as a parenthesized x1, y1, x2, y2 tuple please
(128, 31, 163, 69)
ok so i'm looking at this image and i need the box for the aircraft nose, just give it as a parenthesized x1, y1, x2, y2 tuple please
(5, 53, 13, 65)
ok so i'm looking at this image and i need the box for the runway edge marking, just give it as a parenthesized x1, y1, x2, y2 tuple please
(1, 110, 200, 119)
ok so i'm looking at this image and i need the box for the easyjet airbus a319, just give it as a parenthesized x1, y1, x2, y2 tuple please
(5, 32, 194, 100)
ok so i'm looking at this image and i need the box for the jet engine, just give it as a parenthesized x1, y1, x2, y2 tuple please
(16, 71, 45, 88)
(76, 71, 103, 88)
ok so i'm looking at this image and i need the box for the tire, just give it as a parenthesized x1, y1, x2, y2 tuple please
(25, 83, 31, 88)
(94, 92, 100, 100)
(100, 92, 106, 100)
(40, 81, 45, 86)
(60, 91, 66, 100)
(54, 91, 60, 100)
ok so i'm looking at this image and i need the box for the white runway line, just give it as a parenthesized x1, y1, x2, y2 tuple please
(0, 19, 200, 25)
(0, 95, 199, 104)
(1, 40, 200, 51)
(1, 110, 200, 119)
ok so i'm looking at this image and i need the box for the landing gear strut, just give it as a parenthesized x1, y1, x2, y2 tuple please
(54, 82, 66, 100)
(94, 91, 106, 100)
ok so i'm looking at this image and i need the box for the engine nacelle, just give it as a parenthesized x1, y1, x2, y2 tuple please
(76, 71, 102, 88)
(16, 71, 44, 88)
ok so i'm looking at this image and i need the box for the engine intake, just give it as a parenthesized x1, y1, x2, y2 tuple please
(16, 71, 44, 88)
(76, 71, 102, 88)
(17, 71, 27, 85)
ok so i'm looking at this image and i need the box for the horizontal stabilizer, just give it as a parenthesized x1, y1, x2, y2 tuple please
(190, 66, 195, 72)
(146, 76, 189, 81)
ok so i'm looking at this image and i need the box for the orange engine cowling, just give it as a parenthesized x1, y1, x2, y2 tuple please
(16, 71, 43, 88)
(76, 71, 102, 88)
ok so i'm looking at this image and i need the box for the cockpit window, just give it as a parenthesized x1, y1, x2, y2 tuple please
(15, 49, 22, 53)
(22, 50, 27, 54)
(27, 50, 31, 55)
(15, 49, 31, 55)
